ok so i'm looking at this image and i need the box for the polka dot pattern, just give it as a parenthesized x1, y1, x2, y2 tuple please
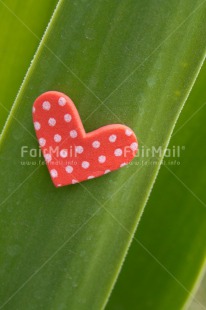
(114, 148, 123, 157)
(82, 161, 90, 169)
(130, 142, 138, 151)
(92, 140, 100, 148)
(125, 129, 133, 136)
(70, 130, 77, 138)
(76, 146, 84, 154)
(50, 169, 58, 178)
(54, 134, 62, 143)
(42, 101, 51, 111)
(109, 134, 117, 142)
(58, 97, 66, 106)
(44, 153, 52, 163)
(48, 118, 56, 126)
(65, 165, 73, 174)
(120, 162, 127, 167)
(64, 114, 72, 123)
(34, 121, 40, 130)
(72, 179, 78, 184)
(98, 155, 106, 163)
(60, 149, 68, 158)
(39, 138, 46, 147)
(33, 91, 138, 187)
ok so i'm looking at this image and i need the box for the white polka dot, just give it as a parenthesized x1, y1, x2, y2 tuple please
(120, 163, 127, 167)
(34, 121, 41, 130)
(54, 134, 62, 143)
(70, 130, 77, 138)
(125, 129, 133, 136)
(76, 146, 84, 154)
(98, 155, 106, 163)
(50, 169, 58, 178)
(88, 176, 94, 179)
(65, 165, 73, 173)
(44, 153, 52, 163)
(64, 114, 72, 123)
(82, 161, 90, 169)
(114, 148, 122, 156)
(58, 97, 66, 106)
(42, 101, 51, 111)
(57, 184, 62, 187)
(92, 141, 100, 148)
(104, 169, 110, 174)
(72, 179, 78, 184)
(130, 142, 138, 151)
(32, 106, 35, 113)
(48, 118, 56, 126)
(60, 149, 68, 158)
(39, 138, 46, 147)
(109, 134, 117, 143)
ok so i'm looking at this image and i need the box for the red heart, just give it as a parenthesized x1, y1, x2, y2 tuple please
(33, 91, 138, 187)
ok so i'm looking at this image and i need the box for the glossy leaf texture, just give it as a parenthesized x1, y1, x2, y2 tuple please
(0, 0, 206, 309)
(0, 0, 58, 132)
(189, 271, 206, 309)
(108, 61, 206, 310)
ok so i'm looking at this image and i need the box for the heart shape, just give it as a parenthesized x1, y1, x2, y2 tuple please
(33, 91, 138, 187)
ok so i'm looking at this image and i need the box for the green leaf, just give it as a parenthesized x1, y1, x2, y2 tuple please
(189, 272, 206, 309)
(0, 1, 206, 309)
(107, 61, 206, 309)
(0, 0, 58, 132)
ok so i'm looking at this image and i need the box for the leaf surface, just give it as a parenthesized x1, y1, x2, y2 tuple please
(0, 1, 206, 309)
(0, 0, 58, 132)
(108, 61, 206, 310)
